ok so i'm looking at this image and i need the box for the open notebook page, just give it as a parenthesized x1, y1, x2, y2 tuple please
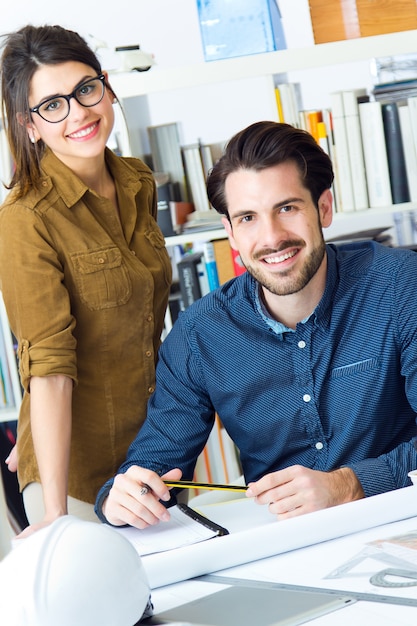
(112, 504, 222, 556)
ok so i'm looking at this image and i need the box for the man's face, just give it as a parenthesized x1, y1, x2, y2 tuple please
(222, 161, 333, 298)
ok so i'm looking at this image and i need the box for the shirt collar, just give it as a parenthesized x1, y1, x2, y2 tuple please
(39, 147, 142, 209)
(254, 244, 337, 335)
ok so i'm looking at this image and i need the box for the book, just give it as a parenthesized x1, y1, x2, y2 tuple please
(196, 254, 210, 297)
(358, 100, 392, 208)
(381, 101, 410, 204)
(203, 241, 220, 291)
(398, 104, 417, 203)
(373, 78, 417, 103)
(321, 108, 340, 212)
(169, 200, 195, 233)
(306, 109, 323, 142)
(212, 239, 235, 284)
(408, 209, 417, 244)
(113, 503, 228, 557)
(275, 82, 302, 127)
(199, 141, 214, 179)
(154, 172, 176, 237)
(342, 89, 369, 210)
(274, 87, 284, 122)
(147, 123, 187, 203)
(330, 91, 355, 212)
(231, 248, 246, 276)
(182, 143, 211, 213)
(406, 96, 417, 191)
(177, 252, 203, 308)
(316, 120, 329, 153)
(182, 210, 222, 232)
(393, 211, 408, 246)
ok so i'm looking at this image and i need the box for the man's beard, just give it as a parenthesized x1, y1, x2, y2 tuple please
(242, 236, 326, 297)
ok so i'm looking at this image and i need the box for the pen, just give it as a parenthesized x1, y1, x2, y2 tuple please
(163, 480, 248, 492)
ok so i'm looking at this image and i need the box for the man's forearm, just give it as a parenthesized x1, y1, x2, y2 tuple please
(330, 467, 365, 505)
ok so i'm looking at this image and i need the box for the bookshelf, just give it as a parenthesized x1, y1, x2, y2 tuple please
(165, 203, 414, 251)
(109, 30, 417, 97)
(109, 29, 417, 248)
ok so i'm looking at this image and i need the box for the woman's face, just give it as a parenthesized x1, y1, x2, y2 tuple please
(27, 60, 115, 171)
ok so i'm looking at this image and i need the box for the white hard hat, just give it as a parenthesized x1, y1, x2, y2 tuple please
(0, 515, 151, 626)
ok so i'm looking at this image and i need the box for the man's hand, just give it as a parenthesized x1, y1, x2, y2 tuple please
(102, 467, 183, 528)
(246, 465, 364, 519)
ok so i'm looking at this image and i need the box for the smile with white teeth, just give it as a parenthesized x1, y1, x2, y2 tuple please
(68, 123, 97, 138)
(264, 250, 297, 264)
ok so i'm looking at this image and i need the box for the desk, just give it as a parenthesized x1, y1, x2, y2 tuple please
(139, 489, 417, 625)
(148, 579, 417, 625)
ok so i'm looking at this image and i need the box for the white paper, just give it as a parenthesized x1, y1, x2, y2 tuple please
(143, 487, 417, 589)
(196, 497, 275, 533)
(114, 504, 218, 555)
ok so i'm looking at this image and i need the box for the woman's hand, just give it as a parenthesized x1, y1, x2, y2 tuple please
(13, 515, 61, 540)
(5, 444, 18, 472)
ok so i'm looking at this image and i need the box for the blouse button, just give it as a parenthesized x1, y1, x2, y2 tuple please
(315, 442, 324, 450)
(298, 340, 306, 349)
(303, 394, 311, 403)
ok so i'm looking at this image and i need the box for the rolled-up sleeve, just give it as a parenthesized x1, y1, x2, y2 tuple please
(0, 202, 77, 392)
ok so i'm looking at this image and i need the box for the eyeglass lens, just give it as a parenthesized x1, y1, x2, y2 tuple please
(36, 77, 105, 123)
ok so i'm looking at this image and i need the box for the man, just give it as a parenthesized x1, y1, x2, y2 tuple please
(95, 121, 417, 528)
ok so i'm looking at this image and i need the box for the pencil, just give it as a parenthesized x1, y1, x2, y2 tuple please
(163, 480, 247, 492)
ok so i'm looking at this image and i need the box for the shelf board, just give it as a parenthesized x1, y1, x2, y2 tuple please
(163, 203, 417, 247)
(109, 30, 417, 98)
(165, 227, 226, 247)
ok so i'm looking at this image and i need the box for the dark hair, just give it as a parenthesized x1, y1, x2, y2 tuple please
(207, 121, 334, 219)
(0, 24, 103, 198)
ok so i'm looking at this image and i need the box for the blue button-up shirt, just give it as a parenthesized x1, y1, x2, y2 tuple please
(96, 241, 417, 515)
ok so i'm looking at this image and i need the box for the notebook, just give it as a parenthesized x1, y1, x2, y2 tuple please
(145, 584, 356, 626)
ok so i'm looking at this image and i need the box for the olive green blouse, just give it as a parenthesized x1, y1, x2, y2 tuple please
(0, 148, 172, 503)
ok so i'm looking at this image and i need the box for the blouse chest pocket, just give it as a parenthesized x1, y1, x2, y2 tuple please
(71, 246, 131, 310)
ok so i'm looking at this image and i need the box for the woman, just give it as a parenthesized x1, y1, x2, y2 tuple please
(0, 24, 172, 534)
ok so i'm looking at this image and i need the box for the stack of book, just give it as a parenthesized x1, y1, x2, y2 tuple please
(372, 78, 417, 103)
(175, 239, 247, 311)
(148, 121, 223, 233)
(182, 210, 222, 234)
(274, 79, 417, 213)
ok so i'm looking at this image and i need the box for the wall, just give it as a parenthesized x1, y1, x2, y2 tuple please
(2, 1, 314, 70)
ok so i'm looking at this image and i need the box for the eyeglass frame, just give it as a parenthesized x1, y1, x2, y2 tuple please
(29, 73, 107, 124)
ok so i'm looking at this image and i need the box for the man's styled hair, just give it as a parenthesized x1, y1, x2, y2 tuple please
(207, 121, 334, 219)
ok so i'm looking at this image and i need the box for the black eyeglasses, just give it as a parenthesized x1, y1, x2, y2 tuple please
(29, 74, 106, 123)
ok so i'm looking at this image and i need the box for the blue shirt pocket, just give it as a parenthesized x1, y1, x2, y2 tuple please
(329, 357, 381, 379)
